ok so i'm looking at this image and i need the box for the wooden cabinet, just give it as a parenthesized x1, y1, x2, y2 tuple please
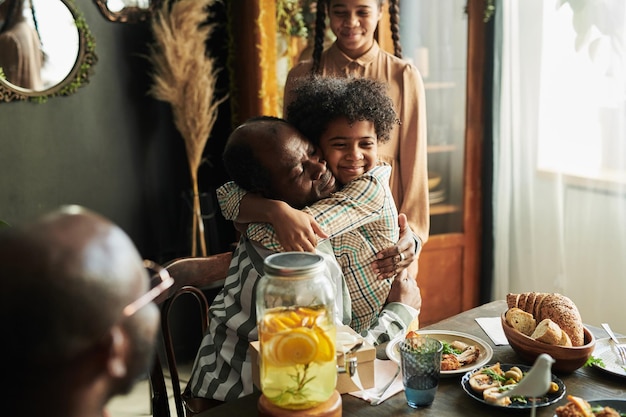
(396, 0, 487, 326)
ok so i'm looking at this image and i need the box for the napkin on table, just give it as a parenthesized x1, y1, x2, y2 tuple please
(348, 358, 404, 404)
(475, 317, 509, 345)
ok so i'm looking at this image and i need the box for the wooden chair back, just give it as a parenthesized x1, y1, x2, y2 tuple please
(149, 252, 232, 417)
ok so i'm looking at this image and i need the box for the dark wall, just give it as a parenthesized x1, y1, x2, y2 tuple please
(0, 0, 235, 261)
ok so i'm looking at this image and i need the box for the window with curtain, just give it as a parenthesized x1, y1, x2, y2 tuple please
(537, 0, 625, 181)
(493, 0, 626, 333)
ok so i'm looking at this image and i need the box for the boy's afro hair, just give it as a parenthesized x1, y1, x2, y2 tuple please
(285, 75, 399, 146)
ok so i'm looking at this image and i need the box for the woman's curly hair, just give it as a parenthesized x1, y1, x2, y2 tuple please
(285, 76, 399, 147)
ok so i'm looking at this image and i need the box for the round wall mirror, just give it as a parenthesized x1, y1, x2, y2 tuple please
(0, 0, 97, 103)
(93, 0, 160, 23)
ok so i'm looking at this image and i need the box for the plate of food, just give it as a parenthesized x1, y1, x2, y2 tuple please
(386, 329, 493, 376)
(461, 363, 566, 409)
(590, 337, 626, 378)
(554, 396, 626, 416)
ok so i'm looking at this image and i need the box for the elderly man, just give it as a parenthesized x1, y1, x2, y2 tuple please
(185, 117, 420, 412)
(0, 206, 162, 417)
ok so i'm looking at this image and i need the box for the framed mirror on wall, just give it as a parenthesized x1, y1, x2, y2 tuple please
(93, 0, 161, 23)
(0, 0, 97, 103)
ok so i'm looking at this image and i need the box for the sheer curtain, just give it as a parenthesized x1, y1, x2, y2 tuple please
(492, 0, 626, 333)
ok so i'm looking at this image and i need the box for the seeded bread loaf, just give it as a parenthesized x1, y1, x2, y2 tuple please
(539, 293, 584, 346)
(506, 292, 584, 346)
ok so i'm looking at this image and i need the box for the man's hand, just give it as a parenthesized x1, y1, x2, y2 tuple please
(386, 269, 422, 311)
(373, 213, 418, 279)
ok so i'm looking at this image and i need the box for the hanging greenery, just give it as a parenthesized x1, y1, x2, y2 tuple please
(484, 0, 495, 23)
(277, 0, 319, 39)
(148, 0, 228, 256)
(277, 0, 308, 38)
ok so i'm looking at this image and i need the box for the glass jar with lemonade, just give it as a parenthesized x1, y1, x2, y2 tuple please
(257, 252, 337, 410)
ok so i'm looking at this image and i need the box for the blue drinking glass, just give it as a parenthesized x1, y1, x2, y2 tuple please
(399, 336, 443, 408)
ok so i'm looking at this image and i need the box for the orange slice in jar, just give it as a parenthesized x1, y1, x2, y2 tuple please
(261, 312, 279, 330)
(272, 327, 319, 365)
(313, 326, 335, 362)
(284, 310, 304, 326)
(262, 310, 300, 333)
(297, 306, 323, 324)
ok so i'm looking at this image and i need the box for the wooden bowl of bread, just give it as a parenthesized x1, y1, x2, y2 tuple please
(501, 292, 595, 373)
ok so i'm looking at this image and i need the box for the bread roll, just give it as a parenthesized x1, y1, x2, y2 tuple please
(505, 292, 584, 346)
(505, 307, 536, 336)
(531, 319, 563, 345)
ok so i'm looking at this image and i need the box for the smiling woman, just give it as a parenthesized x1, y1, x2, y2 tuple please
(0, 0, 96, 102)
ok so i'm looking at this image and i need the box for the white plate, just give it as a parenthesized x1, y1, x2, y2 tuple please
(591, 337, 626, 378)
(386, 329, 494, 376)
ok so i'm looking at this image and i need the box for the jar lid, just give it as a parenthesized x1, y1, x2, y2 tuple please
(264, 252, 326, 277)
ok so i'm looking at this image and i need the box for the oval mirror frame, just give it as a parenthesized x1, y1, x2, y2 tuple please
(0, 0, 97, 103)
(93, 0, 161, 24)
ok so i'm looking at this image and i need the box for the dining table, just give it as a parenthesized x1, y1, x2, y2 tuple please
(197, 300, 626, 417)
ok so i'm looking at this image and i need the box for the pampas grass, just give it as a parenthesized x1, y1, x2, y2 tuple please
(148, 0, 227, 256)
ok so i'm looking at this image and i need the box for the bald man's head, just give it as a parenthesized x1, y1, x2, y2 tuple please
(0, 206, 159, 396)
(222, 116, 337, 208)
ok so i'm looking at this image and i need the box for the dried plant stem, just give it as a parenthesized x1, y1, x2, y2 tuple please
(190, 173, 205, 257)
(148, 0, 228, 256)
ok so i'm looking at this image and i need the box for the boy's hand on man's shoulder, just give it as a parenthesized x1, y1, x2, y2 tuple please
(373, 213, 416, 278)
